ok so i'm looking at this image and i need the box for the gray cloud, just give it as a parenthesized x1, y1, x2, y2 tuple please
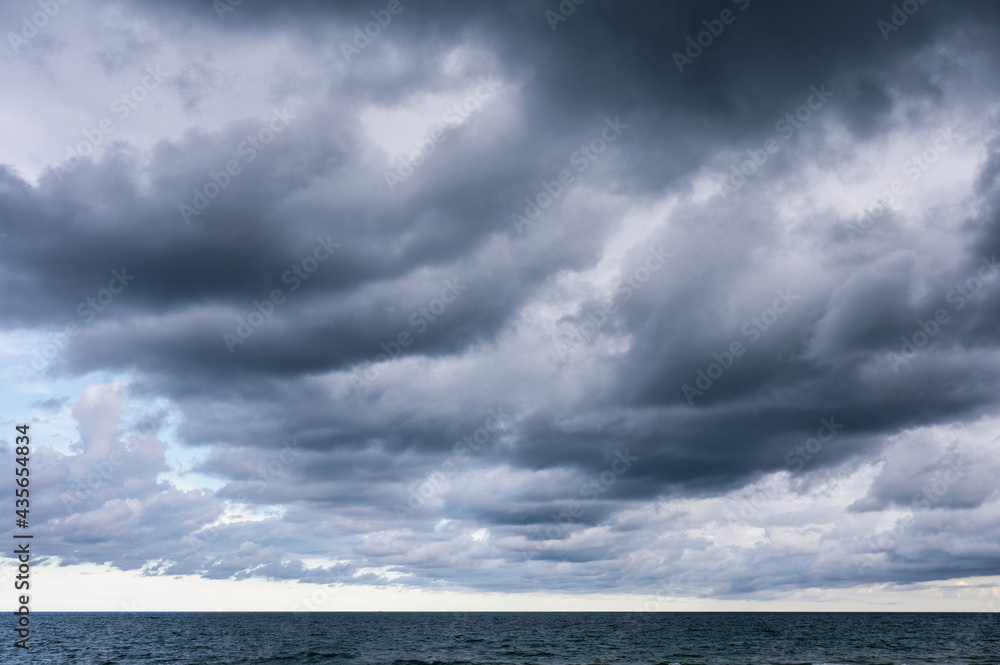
(2, 0, 1000, 599)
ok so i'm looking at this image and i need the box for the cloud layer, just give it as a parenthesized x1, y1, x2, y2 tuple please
(2, 0, 1000, 602)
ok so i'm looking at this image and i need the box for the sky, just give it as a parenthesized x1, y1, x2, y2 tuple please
(1, 0, 1000, 612)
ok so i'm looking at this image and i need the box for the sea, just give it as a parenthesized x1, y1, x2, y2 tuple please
(4, 612, 998, 664)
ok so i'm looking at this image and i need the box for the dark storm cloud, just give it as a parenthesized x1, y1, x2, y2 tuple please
(5, 0, 1000, 595)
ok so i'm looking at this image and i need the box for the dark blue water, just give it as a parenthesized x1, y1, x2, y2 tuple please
(3, 612, 997, 664)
